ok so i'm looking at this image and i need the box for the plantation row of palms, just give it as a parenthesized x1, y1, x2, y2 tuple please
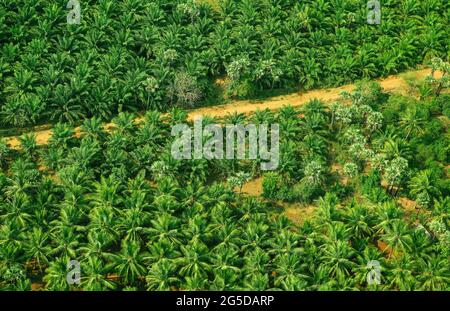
(0, 78, 448, 290)
(0, 0, 449, 127)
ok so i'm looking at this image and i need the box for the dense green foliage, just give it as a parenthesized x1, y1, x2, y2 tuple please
(0, 0, 448, 292)
(1, 0, 449, 127)
(0, 81, 448, 290)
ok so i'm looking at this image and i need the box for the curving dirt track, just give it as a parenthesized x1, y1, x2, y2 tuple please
(189, 68, 430, 119)
(3, 68, 433, 149)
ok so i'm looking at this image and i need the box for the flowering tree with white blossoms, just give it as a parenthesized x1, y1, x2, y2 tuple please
(384, 156, 409, 195)
(426, 57, 450, 96)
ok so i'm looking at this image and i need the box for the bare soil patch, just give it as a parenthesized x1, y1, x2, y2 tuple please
(239, 176, 264, 196)
(283, 204, 316, 226)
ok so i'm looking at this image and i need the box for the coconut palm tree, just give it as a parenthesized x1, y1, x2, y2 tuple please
(18, 133, 37, 159)
(81, 257, 117, 291)
(147, 212, 181, 245)
(146, 258, 178, 290)
(105, 240, 147, 285)
(242, 272, 270, 290)
(343, 203, 375, 240)
(319, 240, 357, 282)
(416, 255, 450, 290)
(408, 170, 441, 207)
(399, 107, 426, 140)
(381, 219, 413, 254)
(386, 254, 417, 290)
(49, 226, 80, 259)
(43, 256, 72, 291)
(176, 240, 211, 279)
(22, 227, 52, 272)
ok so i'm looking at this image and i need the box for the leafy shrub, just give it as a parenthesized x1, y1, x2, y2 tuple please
(328, 182, 353, 200)
(262, 172, 282, 199)
(292, 181, 324, 204)
(361, 169, 390, 202)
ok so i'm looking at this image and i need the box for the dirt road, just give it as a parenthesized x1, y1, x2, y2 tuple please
(3, 68, 432, 149)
